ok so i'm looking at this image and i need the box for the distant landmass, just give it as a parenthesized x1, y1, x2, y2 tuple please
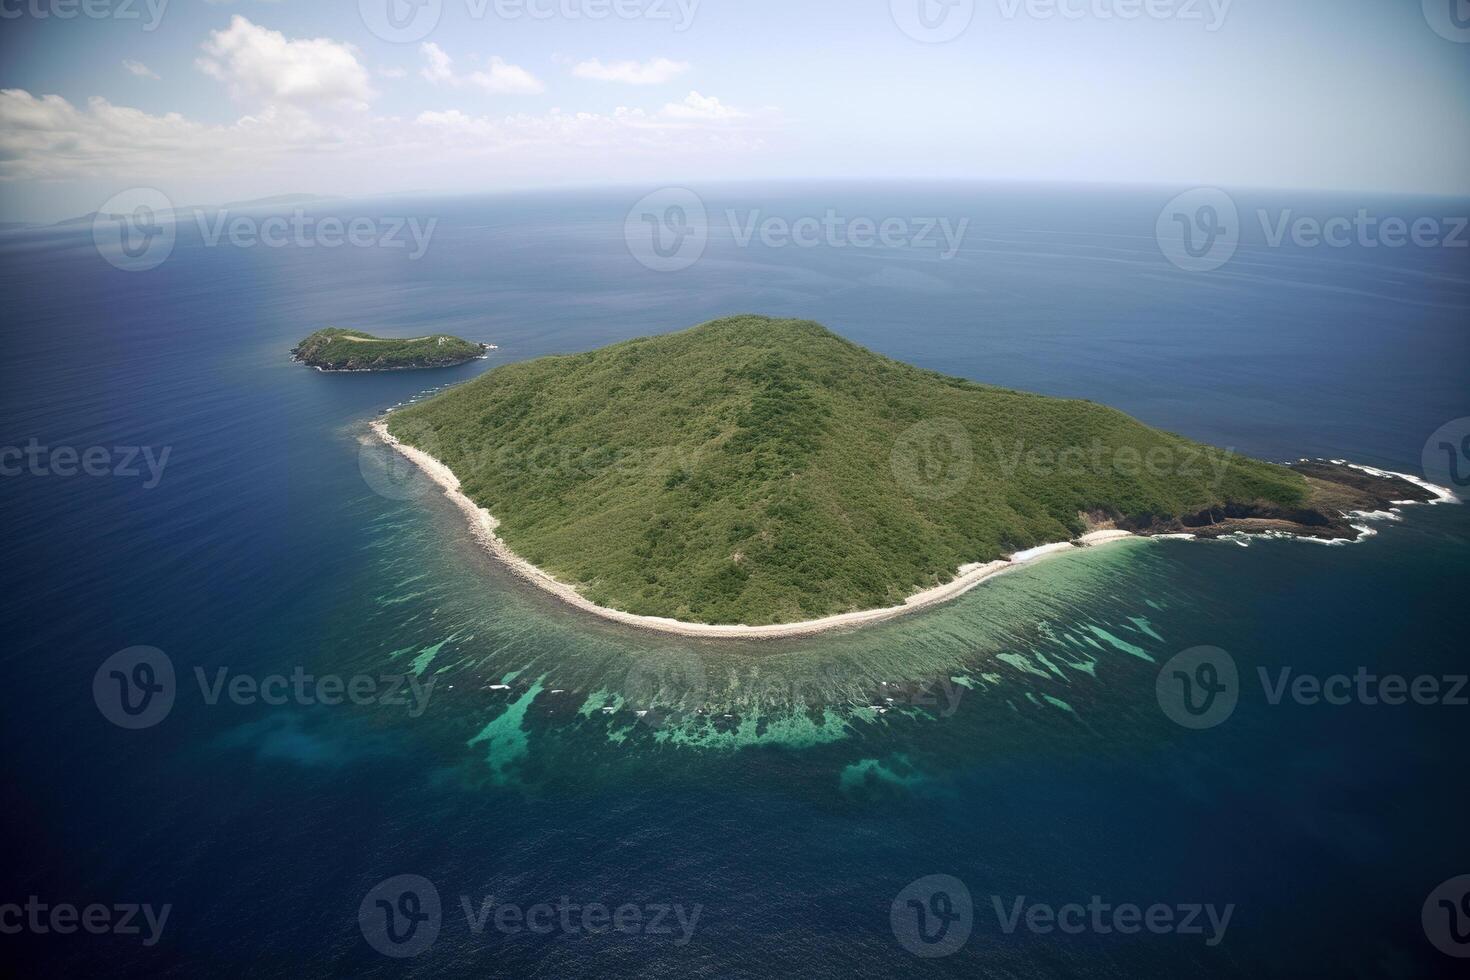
(379, 315, 1439, 630)
(56, 194, 340, 227)
(217, 193, 338, 210)
(294, 328, 491, 372)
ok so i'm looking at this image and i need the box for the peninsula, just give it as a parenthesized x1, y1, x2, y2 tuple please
(376, 315, 1447, 634)
(293, 327, 491, 371)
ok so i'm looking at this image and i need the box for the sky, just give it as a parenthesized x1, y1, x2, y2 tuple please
(0, 0, 1468, 221)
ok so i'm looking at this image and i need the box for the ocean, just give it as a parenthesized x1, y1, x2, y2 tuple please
(1, 182, 1466, 977)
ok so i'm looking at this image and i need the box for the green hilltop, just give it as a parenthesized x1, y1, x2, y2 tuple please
(387, 315, 1311, 625)
(293, 327, 486, 371)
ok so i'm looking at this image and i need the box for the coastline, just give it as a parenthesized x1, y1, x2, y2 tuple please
(1341, 461, 1459, 505)
(370, 420, 1457, 638)
(369, 418, 1138, 639)
(293, 340, 496, 373)
(297, 350, 493, 373)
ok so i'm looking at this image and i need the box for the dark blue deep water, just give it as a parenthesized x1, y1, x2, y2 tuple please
(1, 184, 1467, 977)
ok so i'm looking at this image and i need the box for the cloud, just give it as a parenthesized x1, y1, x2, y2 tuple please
(0, 85, 772, 196)
(122, 60, 160, 80)
(660, 91, 747, 121)
(468, 58, 545, 95)
(409, 94, 763, 154)
(0, 88, 323, 181)
(571, 58, 690, 85)
(196, 15, 373, 111)
(420, 42, 454, 85)
(379, 67, 408, 80)
(419, 43, 544, 95)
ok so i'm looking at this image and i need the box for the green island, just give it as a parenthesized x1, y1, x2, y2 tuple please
(293, 327, 490, 371)
(384, 315, 1433, 627)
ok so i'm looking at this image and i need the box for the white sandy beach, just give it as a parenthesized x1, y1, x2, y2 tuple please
(370, 418, 1138, 639)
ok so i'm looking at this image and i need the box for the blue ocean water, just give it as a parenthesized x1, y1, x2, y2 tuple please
(1, 183, 1466, 977)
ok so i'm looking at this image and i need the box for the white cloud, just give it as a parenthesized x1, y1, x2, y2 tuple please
(379, 67, 408, 80)
(0, 85, 773, 204)
(468, 58, 545, 95)
(420, 42, 454, 85)
(122, 60, 160, 81)
(419, 44, 544, 95)
(660, 91, 747, 121)
(571, 57, 690, 85)
(410, 94, 762, 150)
(0, 88, 328, 181)
(196, 16, 373, 111)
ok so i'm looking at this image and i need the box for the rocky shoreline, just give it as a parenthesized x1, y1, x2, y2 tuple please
(295, 348, 493, 372)
(291, 327, 495, 371)
(1113, 460, 1453, 543)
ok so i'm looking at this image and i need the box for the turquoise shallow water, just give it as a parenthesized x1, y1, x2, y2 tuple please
(1, 184, 1467, 976)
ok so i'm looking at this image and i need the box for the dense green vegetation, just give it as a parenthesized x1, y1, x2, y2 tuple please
(294, 327, 485, 371)
(388, 315, 1308, 625)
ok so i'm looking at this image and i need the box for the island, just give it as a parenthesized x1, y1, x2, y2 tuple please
(373, 315, 1451, 636)
(293, 327, 492, 371)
